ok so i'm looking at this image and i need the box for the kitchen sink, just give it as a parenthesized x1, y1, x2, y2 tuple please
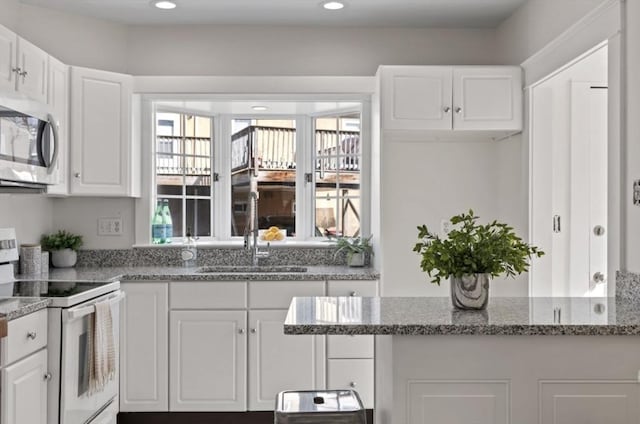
(196, 265, 308, 273)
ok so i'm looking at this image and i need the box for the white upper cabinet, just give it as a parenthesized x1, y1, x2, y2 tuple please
(0, 25, 48, 104)
(379, 65, 523, 135)
(70, 66, 138, 196)
(452, 67, 522, 131)
(46, 56, 69, 196)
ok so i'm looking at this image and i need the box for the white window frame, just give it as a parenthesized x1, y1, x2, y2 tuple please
(135, 94, 371, 246)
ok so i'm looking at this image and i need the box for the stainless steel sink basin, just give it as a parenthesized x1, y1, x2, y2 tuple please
(196, 265, 308, 273)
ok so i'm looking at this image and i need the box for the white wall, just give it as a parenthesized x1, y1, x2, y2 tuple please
(126, 25, 498, 76)
(0, 195, 53, 244)
(496, 0, 606, 65)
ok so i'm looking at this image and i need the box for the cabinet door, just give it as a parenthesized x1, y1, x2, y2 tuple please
(248, 309, 325, 411)
(0, 25, 17, 94)
(1, 349, 47, 424)
(69, 66, 133, 196)
(381, 66, 452, 131)
(46, 56, 68, 196)
(540, 381, 640, 424)
(16, 37, 47, 104)
(120, 283, 169, 412)
(170, 310, 247, 412)
(327, 359, 374, 409)
(452, 67, 522, 131)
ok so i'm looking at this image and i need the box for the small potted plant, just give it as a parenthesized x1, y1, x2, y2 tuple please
(413, 210, 543, 310)
(334, 235, 374, 267)
(41, 230, 83, 268)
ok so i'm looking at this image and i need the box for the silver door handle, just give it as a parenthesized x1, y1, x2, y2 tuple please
(12, 67, 21, 74)
(443, 106, 451, 113)
(350, 291, 357, 297)
(250, 328, 257, 334)
(593, 272, 606, 284)
(20, 70, 28, 77)
(44, 372, 52, 381)
(26, 331, 37, 340)
(349, 381, 357, 388)
(47, 114, 59, 174)
(74, 172, 81, 178)
(455, 107, 462, 114)
(238, 329, 245, 334)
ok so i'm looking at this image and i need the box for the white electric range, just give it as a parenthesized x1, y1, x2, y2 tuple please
(0, 228, 123, 424)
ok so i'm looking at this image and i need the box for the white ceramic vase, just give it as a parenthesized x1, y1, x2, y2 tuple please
(51, 248, 77, 268)
(348, 252, 365, 267)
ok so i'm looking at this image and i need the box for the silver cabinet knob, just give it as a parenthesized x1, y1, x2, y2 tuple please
(44, 372, 52, 381)
(593, 225, 605, 236)
(349, 381, 357, 388)
(27, 331, 37, 340)
(250, 328, 257, 334)
(20, 70, 28, 77)
(12, 67, 21, 74)
(74, 172, 81, 178)
(593, 272, 606, 284)
(455, 107, 462, 114)
(350, 291, 357, 297)
(238, 329, 245, 334)
(443, 106, 451, 113)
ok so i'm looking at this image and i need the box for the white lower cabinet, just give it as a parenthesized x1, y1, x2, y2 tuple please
(170, 310, 247, 411)
(0, 346, 47, 424)
(328, 358, 374, 409)
(248, 309, 325, 410)
(120, 282, 168, 412)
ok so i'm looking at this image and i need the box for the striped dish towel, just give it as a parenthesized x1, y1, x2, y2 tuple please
(88, 299, 116, 393)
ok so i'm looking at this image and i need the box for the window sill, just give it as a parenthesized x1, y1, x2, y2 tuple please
(132, 240, 336, 249)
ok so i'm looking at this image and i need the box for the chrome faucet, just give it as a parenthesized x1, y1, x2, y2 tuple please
(244, 191, 270, 266)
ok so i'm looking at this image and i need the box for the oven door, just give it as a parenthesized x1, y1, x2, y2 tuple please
(60, 291, 124, 424)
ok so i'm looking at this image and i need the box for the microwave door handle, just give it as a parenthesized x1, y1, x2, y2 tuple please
(65, 291, 126, 322)
(46, 114, 59, 174)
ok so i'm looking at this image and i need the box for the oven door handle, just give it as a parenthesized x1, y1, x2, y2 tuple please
(65, 291, 125, 321)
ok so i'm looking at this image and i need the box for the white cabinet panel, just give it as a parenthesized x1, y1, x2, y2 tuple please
(540, 381, 640, 424)
(0, 309, 47, 367)
(1, 349, 47, 424)
(0, 25, 16, 94)
(249, 281, 325, 309)
(170, 281, 247, 309)
(381, 66, 452, 131)
(170, 310, 247, 411)
(70, 66, 135, 196)
(453, 67, 522, 131)
(46, 55, 68, 196)
(120, 283, 168, 412)
(248, 309, 325, 411)
(327, 358, 374, 409)
(407, 380, 509, 424)
(15, 37, 47, 104)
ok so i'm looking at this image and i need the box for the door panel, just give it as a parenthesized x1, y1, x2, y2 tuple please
(16, 37, 47, 104)
(0, 25, 16, 93)
(1, 349, 47, 424)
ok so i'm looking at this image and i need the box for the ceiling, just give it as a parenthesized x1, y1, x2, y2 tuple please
(155, 100, 362, 116)
(20, 0, 527, 27)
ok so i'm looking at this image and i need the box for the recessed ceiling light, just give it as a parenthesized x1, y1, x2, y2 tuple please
(152, 0, 177, 10)
(322, 1, 345, 10)
(252, 106, 268, 111)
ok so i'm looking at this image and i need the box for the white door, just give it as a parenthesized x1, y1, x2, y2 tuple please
(69, 66, 133, 196)
(1, 349, 48, 424)
(46, 55, 69, 196)
(170, 310, 247, 411)
(248, 309, 325, 411)
(452, 67, 522, 131)
(120, 283, 168, 412)
(0, 25, 17, 94)
(16, 37, 47, 104)
(381, 66, 453, 131)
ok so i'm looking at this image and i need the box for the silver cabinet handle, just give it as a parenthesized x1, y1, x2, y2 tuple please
(238, 329, 245, 334)
(250, 328, 257, 334)
(350, 291, 357, 297)
(443, 106, 451, 113)
(593, 272, 606, 284)
(455, 107, 462, 114)
(12, 67, 21, 74)
(74, 172, 81, 178)
(349, 381, 357, 388)
(27, 331, 37, 340)
(44, 372, 52, 381)
(20, 70, 27, 77)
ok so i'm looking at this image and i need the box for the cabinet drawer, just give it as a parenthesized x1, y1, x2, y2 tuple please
(327, 280, 378, 297)
(328, 335, 374, 359)
(170, 282, 247, 309)
(327, 359, 374, 409)
(249, 281, 325, 309)
(0, 309, 47, 366)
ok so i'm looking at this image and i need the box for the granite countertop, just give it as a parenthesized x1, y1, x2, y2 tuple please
(18, 265, 379, 283)
(284, 296, 640, 336)
(0, 297, 51, 322)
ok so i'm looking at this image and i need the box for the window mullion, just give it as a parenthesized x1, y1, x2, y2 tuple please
(296, 116, 312, 240)
(215, 115, 232, 240)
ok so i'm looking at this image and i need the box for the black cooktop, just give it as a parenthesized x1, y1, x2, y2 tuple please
(4, 280, 113, 298)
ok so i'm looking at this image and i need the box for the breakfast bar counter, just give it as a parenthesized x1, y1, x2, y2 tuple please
(285, 296, 640, 424)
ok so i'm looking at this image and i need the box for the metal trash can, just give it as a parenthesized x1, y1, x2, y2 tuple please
(275, 390, 366, 424)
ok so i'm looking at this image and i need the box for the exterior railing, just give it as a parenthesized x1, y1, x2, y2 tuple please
(231, 125, 297, 172)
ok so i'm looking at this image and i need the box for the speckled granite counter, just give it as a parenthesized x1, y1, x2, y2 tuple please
(18, 265, 379, 283)
(0, 297, 50, 321)
(284, 296, 640, 336)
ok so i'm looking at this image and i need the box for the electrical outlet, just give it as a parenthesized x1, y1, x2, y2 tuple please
(98, 218, 123, 236)
(441, 219, 452, 236)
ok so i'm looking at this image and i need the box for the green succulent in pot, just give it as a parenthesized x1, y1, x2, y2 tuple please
(333, 235, 374, 267)
(41, 230, 83, 268)
(413, 210, 543, 309)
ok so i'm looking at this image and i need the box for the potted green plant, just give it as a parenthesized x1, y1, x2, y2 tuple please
(41, 230, 83, 268)
(334, 235, 374, 267)
(413, 210, 543, 310)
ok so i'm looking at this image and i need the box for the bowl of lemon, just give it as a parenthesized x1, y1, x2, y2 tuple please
(259, 226, 286, 243)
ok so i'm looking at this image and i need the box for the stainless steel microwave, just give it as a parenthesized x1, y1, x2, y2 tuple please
(0, 104, 59, 187)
